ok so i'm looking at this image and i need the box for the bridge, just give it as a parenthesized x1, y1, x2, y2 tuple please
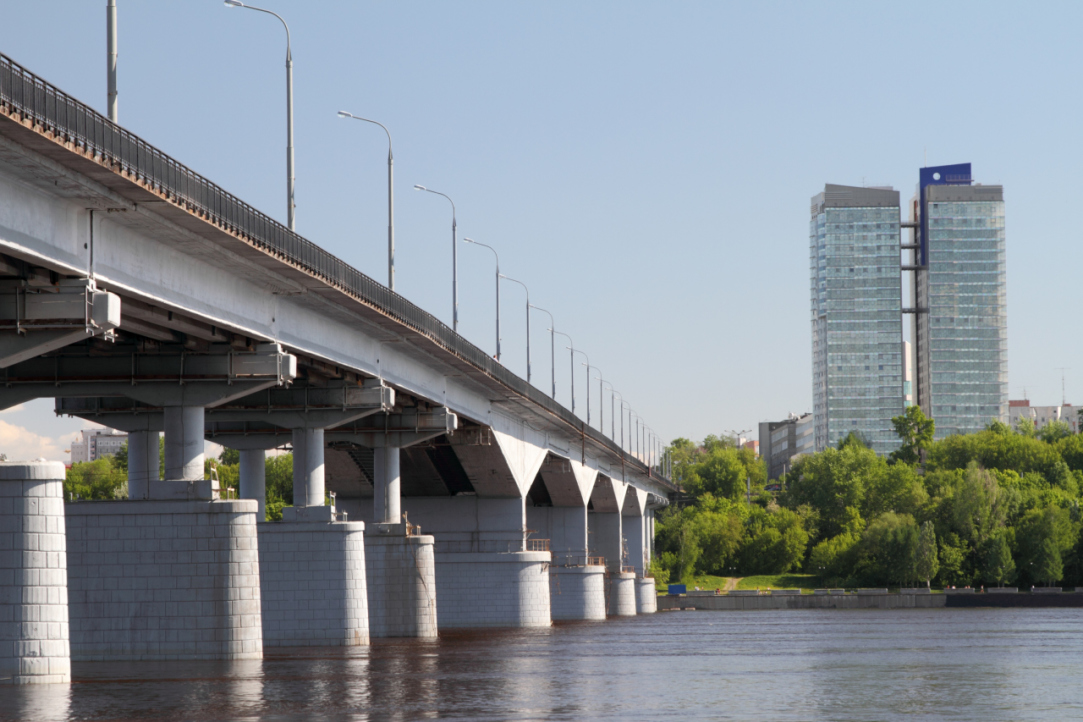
(0, 52, 672, 682)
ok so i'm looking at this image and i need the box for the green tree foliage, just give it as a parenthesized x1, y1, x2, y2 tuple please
(846, 512, 920, 587)
(1040, 420, 1073, 444)
(658, 419, 1083, 588)
(915, 521, 939, 588)
(980, 531, 1015, 587)
(218, 447, 241, 465)
(65, 456, 127, 500)
(890, 405, 935, 465)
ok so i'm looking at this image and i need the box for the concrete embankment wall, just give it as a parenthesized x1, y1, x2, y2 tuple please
(658, 594, 947, 611)
(658, 592, 1083, 611)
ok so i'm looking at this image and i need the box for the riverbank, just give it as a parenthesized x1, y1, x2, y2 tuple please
(658, 590, 1083, 610)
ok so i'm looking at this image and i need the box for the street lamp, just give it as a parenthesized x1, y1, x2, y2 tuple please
(583, 363, 604, 433)
(553, 331, 575, 414)
(570, 348, 590, 424)
(499, 274, 530, 383)
(224, 0, 295, 231)
(463, 238, 500, 361)
(615, 394, 628, 450)
(602, 381, 616, 439)
(338, 111, 394, 290)
(529, 305, 556, 399)
(414, 185, 458, 331)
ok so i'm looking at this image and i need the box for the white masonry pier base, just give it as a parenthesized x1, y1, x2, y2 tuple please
(609, 572, 638, 617)
(434, 550, 552, 629)
(636, 578, 657, 614)
(549, 564, 606, 621)
(65, 499, 262, 661)
(257, 519, 369, 647)
(0, 461, 70, 685)
(364, 523, 438, 638)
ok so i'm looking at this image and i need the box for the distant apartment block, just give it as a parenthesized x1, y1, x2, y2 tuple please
(911, 164, 1008, 438)
(70, 428, 127, 464)
(759, 413, 814, 480)
(810, 185, 904, 455)
(1008, 400, 1079, 434)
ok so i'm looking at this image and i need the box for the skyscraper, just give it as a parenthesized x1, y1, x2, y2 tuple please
(911, 164, 1007, 437)
(810, 185, 905, 455)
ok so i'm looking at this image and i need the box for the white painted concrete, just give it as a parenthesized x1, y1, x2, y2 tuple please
(636, 578, 657, 614)
(257, 521, 368, 647)
(127, 430, 158, 501)
(550, 566, 606, 621)
(65, 499, 262, 661)
(291, 428, 324, 508)
(373, 446, 400, 525)
(609, 572, 637, 617)
(434, 551, 551, 629)
(364, 525, 438, 638)
(163, 406, 204, 481)
(239, 449, 266, 521)
(0, 461, 70, 685)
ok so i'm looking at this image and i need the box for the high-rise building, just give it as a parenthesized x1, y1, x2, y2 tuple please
(759, 412, 814, 480)
(911, 164, 1007, 437)
(810, 185, 905, 455)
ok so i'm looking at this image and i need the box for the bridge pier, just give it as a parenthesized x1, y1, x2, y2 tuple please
(0, 462, 71, 684)
(238, 450, 266, 522)
(589, 476, 636, 617)
(622, 488, 657, 614)
(529, 455, 606, 621)
(258, 426, 370, 647)
(126, 430, 159, 501)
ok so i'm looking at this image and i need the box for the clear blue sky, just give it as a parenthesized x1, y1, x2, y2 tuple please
(1, 1, 1080, 458)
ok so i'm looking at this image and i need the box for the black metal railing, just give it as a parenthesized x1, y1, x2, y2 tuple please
(0, 51, 668, 483)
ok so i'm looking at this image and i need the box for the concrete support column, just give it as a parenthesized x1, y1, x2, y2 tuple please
(590, 511, 636, 617)
(624, 512, 646, 575)
(0, 461, 70, 685)
(239, 449, 266, 521)
(373, 446, 401, 524)
(126, 430, 159, 501)
(163, 406, 204, 481)
(529, 504, 605, 621)
(291, 428, 324, 508)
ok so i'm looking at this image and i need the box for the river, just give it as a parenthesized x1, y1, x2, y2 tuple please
(5, 608, 1082, 720)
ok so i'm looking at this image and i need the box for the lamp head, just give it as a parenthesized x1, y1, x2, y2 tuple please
(224, 0, 244, 7)
(463, 237, 475, 243)
(413, 184, 426, 191)
(337, 111, 352, 118)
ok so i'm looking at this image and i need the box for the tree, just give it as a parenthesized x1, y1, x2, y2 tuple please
(218, 447, 240, 465)
(915, 521, 939, 589)
(1040, 420, 1073, 444)
(1034, 538, 1063, 586)
(980, 531, 1015, 587)
(890, 405, 935, 465)
(848, 512, 920, 587)
(65, 457, 127, 500)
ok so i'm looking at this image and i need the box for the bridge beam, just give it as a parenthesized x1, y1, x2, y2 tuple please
(0, 280, 121, 368)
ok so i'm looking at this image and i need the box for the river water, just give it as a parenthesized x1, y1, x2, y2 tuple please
(4, 609, 1083, 721)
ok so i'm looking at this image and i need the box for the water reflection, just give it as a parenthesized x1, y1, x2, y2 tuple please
(4, 610, 1083, 721)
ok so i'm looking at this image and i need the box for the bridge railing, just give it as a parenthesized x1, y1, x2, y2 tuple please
(0, 51, 670, 486)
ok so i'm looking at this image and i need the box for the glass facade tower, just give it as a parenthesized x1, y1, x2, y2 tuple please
(811, 185, 904, 455)
(914, 165, 1007, 437)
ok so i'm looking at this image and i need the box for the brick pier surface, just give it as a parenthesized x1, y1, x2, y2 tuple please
(65, 499, 263, 661)
(434, 551, 552, 629)
(636, 578, 658, 614)
(608, 572, 637, 617)
(364, 528, 438, 638)
(258, 520, 369, 646)
(549, 565, 606, 621)
(0, 461, 70, 684)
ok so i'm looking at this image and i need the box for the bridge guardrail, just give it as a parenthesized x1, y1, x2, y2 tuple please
(0, 52, 671, 487)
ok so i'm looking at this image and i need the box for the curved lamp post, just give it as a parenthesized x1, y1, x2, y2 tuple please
(414, 185, 458, 331)
(553, 331, 575, 414)
(463, 238, 500, 360)
(529, 304, 556, 399)
(337, 111, 394, 289)
(499, 274, 530, 384)
(224, 0, 295, 230)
